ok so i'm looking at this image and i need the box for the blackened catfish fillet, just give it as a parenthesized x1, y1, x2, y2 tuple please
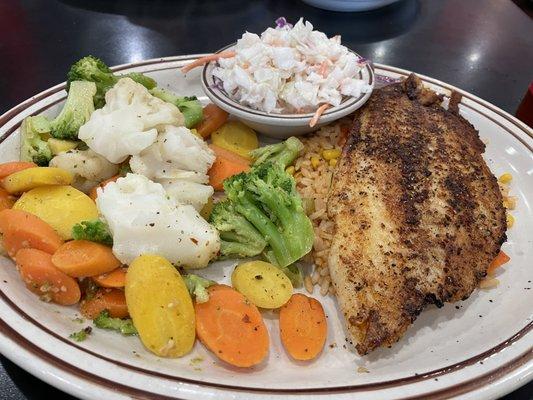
(327, 74, 506, 355)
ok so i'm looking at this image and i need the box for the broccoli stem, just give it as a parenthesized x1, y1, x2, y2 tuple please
(250, 137, 304, 168)
(252, 184, 313, 266)
(220, 240, 257, 257)
(262, 249, 303, 287)
(149, 87, 203, 128)
(233, 195, 292, 267)
(20, 116, 53, 166)
(50, 81, 96, 140)
(219, 230, 267, 256)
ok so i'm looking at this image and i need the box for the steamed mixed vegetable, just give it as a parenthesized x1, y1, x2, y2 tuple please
(0, 55, 328, 368)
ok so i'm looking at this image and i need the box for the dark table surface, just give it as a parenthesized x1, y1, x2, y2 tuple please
(0, 0, 532, 399)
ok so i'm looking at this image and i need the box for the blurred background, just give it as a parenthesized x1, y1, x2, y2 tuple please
(0, 0, 532, 399)
(0, 0, 532, 115)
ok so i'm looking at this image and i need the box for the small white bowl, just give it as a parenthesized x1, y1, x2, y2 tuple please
(301, 0, 401, 12)
(201, 44, 374, 139)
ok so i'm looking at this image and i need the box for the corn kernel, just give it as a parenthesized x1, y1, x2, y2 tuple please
(498, 173, 512, 184)
(504, 196, 517, 210)
(322, 149, 341, 160)
(329, 158, 338, 167)
(285, 166, 295, 175)
(506, 213, 514, 228)
(311, 156, 320, 169)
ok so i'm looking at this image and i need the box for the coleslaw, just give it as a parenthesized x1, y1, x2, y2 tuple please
(212, 18, 372, 114)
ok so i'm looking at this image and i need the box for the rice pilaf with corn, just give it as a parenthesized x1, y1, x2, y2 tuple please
(293, 118, 351, 296)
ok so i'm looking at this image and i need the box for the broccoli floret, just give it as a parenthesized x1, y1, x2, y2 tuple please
(67, 55, 112, 83)
(69, 326, 92, 342)
(67, 56, 115, 108)
(209, 200, 267, 258)
(72, 220, 113, 246)
(150, 87, 203, 128)
(250, 136, 304, 168)
(118, 161, 132, 176)
(93, 310, 137, 336)
(50, 81, 96, 140)
(20, 115, 53, 166)
(67, 56, 156, 108)
(183, 274, 215, 303)
(224, 162, 314, 268)
(175, 96, 203, 128)
(80, 278, 99, 301)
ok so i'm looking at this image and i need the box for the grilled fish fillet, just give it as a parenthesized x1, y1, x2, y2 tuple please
(327, 74, 507, 355)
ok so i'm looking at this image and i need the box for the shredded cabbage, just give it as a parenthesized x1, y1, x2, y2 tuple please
(212, 18, 372, 113)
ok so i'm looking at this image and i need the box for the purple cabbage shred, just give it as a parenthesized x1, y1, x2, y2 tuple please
(211, 75, 226, 93)
(375, 75, 401, 84)
(275, 17, 293, 29)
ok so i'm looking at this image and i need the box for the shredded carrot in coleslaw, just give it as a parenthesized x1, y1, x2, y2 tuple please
(318, 61, 329, 77)
(309, 104, 331, 128)
(181, 51, 236, 74)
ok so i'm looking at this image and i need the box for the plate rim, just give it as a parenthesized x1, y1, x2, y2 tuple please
(0, 55, 531, 400)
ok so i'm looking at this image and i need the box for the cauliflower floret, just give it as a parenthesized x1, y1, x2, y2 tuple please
(96, 173, 220, 268)
(49, 149, 119, 193)
(157, 170, 209, 184)
(78, 78, 184, 164)
(129, 125, 215, 179)
(159, 178, 213, 211)
(129, 125, 216, 210)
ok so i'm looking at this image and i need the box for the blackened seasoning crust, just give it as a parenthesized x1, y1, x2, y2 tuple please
(327, 74, 507, 355)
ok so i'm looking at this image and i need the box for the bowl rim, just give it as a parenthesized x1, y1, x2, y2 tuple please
(201, 42, 375, 121)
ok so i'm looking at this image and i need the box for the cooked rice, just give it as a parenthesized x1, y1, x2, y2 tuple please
(294, 118, 351, 295)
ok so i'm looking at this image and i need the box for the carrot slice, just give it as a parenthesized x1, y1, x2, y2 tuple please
(309, 103, 331, 128)
(16, 248, 81, 305)
(487, 250, 510, 275)
(89, 175, 120, 201)
(0, 161, 36, 180)
(80, 288, 128, 319)
(51, 240, 121, 278)
(0, 209, 63, 257)
(0, 188, 15, 211)
(208, 144, 250, 191)
(195, 285, 269, 367)
(92, 267, 127, 288)
(279, 293, 327, 360)
(181, 51, 236, 74)
(195, 104, 229, 138)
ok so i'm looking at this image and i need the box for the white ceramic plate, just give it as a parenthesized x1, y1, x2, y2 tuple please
(0, 55, 531, 400)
